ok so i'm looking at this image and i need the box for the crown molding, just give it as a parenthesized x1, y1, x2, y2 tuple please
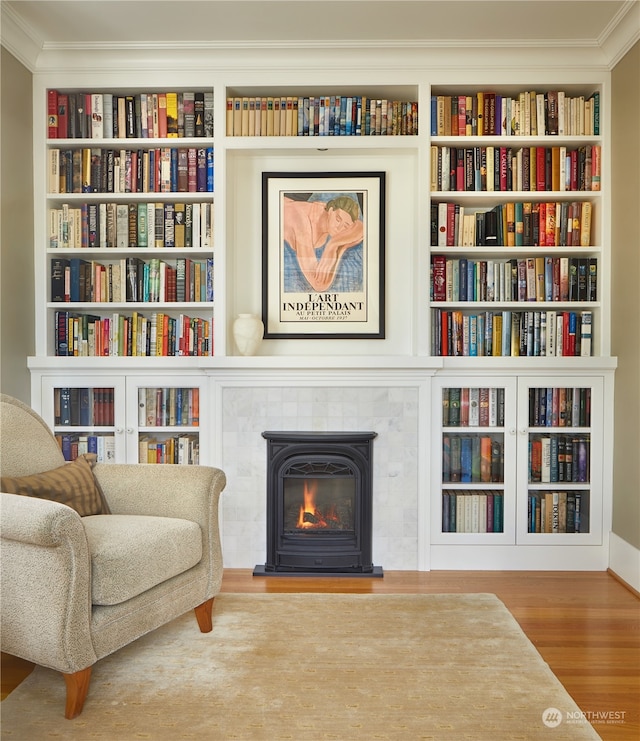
(2, 0, 638, 73)
(600, 0, 640, 68)
(0, 2, 42, 71)
(19, 43, 617, 77)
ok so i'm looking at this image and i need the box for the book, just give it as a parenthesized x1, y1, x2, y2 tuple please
(157, 93, 168, 137)
(448, 388, 461, 426)
(166, 92, 179, 137)
(480, 436, 492, 483)
(91, 94, 104, 138)
(177, 148, 189, 192)
(432, 255, 446, 301)
(51, 258, 70, 302)
(183, 92, 196, 137)
(580, 202, 592, 246)
(449, 436, 461, 482)
(174, 203, 186, 248)
(580, 312, 592, 356)
(194, 93, 205, 136)
(47, 89, 59, 138)
(204, 92, 214, 137)
(207, 147, 214, 192)
(55, 93, 69, 138)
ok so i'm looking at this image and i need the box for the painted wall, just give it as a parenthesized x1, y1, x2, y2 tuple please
(0, 48, 34, 403)
(611, 40, 640, 551)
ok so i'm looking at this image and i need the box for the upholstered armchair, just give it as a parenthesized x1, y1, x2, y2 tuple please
(0, 393, 226, 718)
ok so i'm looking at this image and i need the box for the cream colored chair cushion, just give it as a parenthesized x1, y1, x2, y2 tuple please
(82, 515, 202, 606)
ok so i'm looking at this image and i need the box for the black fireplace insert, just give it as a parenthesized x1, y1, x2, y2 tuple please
(254, 431, 382, 576)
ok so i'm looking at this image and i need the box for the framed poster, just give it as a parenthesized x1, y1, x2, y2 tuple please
(262, 171, 385, 339)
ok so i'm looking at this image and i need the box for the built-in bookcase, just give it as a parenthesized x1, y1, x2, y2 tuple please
(428, 85, 607, 361)
(43, 87, 215, 359)
(431, 373, 607, 568)
(29, 67, 614, 570)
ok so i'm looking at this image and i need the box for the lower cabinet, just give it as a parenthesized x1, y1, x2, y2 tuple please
(31, 364, 613, 570)
(430, 371, 612, 569)
(38, 373, 208, 465)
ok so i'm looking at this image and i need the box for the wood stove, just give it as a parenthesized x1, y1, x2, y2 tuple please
(254, 431, 382, 576)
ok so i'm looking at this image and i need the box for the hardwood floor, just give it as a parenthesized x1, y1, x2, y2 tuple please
(2, 569, 638, 740)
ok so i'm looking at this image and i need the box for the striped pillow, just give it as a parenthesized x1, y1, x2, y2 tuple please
(1, 453, 110, 516)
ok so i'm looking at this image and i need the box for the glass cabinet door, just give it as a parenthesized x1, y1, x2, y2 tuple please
(431, 376, 517, 544)
(516, 376, 604, 545)
(125, 376, 209, 465)
(41, 376, 126, 462)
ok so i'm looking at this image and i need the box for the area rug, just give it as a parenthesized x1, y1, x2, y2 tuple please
(1, 593, 600, 740)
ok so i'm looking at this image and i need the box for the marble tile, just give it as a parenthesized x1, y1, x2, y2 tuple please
(220, 385, 420, 571)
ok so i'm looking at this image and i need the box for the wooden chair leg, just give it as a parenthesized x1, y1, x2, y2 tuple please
(62, 665, 92, 719)
(194, 597, 215, 633)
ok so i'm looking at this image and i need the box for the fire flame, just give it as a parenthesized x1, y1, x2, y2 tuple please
(297, 479, 339, 529)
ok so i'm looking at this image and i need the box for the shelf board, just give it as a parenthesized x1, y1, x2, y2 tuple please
(47, 248, 213, 257)
(224, 135, 420, 151)
(47, 302, 212, 309)
(430, 190, 602, 201)
(431, 246, 602, 256)
(46, 192, 214, 201)
(431, 135, 603, 146)
(47, 137, 214, 148)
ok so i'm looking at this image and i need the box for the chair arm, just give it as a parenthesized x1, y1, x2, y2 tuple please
(0, 492, 97, 673)
(93, 464, 226, 522)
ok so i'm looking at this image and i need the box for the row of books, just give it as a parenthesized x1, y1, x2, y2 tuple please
(48, 147, 214, 195)
(138, 435, 200, 465)
(528, 491, 588, 534)
(55, 433, 116, 463)
(47, 90, 213, 140)
(138, 387, 200, 427)
(54, 387, 114, 426)
(430, 90, 600, 137)
(226, 95, 418, 137)
(431, 200, 593, 248)
(529, 435, 590, 484)
(51, 256, 214, 304)
(443, 434, 504, 483)
(54, 310, 212, 357)
(431, 309, 593, 358)
(49, 201, 213, 251)
(441, 491, 504, 533)
(431, 256, 597, 304)
(431, 144, 601, 193)
(529, 387, 591, 429)
(442, 387, 506, 428)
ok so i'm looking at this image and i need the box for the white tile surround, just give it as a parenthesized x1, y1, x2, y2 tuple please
(217, 381, 425, 571)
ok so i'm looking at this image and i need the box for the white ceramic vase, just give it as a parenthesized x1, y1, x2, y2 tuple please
(233, 313, 264, 356)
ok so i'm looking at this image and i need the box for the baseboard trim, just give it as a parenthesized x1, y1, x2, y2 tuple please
(607, 568, 640, 598)
(608, 532, 640, 594)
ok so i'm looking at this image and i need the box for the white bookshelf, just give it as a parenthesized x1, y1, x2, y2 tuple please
(28, 61, 615, 569)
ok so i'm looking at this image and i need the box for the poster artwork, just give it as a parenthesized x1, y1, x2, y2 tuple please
(279, 189, 367, 325)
